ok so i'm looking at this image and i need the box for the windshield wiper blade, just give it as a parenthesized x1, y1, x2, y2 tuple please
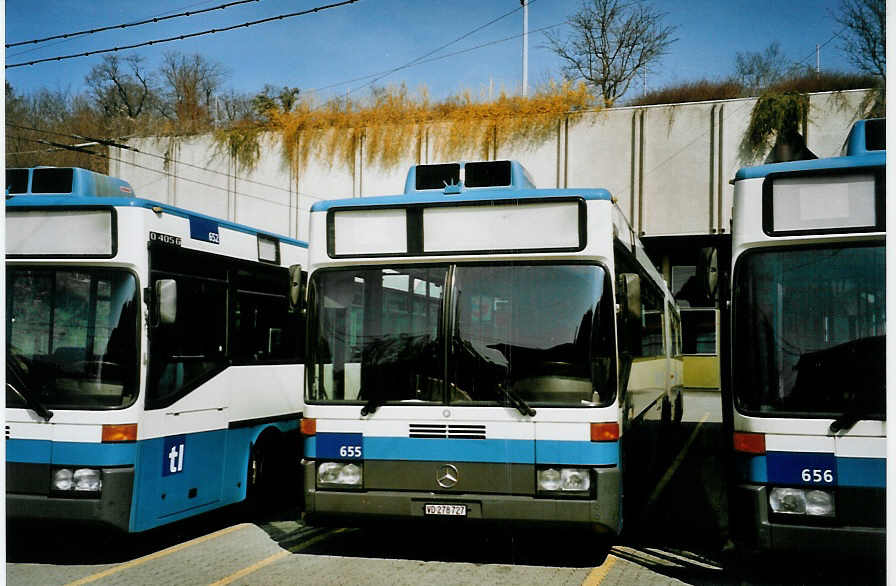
(828, 409, 868, 434)
(6, 363, 53, 422)
(360, 389, 382, 416)
(496, 384, 536, 417)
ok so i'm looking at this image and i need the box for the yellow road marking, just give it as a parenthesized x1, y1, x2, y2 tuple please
(647, 412, 710, 507)
(582, 554, 617, 585)
(288, 527, 348, 553)
(66, 523, 250, 586)
(209, 550, 290, 586)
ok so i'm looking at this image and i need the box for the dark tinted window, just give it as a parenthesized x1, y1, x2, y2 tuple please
(465, 161, 511, 187)
(147, 245, 302, 409)
(733, 245, 885, 417)
(7, 268, 140, 409)
(6, 169, 29, 194)
(681, 309, 716, 354)
(450, 264, 615, 406)
(865, 119, 885, 151)
(31, 168, 74, 194)
(415, 163, 460, 190)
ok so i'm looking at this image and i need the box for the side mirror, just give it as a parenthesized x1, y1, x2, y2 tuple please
(288, 264, 304, 311)
(616, 273, 641, 321)
(155, 279, 177, 325)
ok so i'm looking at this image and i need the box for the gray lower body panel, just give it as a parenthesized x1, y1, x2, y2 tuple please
(303, 460, 621, 532)
(731, 484, 885, 557)
(7, 464, 134, 532)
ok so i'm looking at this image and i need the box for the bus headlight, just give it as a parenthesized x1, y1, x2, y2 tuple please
(537, 467, 591, 493)
(768, 487, 834, 517)
(317, 462, 363, 488)
(52, 468, 74, 491)
(73, 468, 103, 491)
(52, 467, 102, 493)
(805, 490, 835, 516)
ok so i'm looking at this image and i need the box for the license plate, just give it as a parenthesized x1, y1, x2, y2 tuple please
(424, 504, 467, 516)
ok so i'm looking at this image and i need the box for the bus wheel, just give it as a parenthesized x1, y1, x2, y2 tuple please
(245, 435, 285, 517)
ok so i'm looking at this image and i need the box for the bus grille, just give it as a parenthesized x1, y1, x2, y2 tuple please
(409, 424, 486, 439)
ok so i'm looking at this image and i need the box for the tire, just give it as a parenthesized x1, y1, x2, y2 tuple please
(245, 434, 288, 518)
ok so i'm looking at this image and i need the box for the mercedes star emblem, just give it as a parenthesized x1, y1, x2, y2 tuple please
(436, 464, 459, 488)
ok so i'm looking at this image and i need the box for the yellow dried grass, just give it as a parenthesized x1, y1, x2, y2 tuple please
(216, 81, 596, 175)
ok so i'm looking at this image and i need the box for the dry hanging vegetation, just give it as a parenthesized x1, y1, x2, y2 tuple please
(214, 82, 596, 174)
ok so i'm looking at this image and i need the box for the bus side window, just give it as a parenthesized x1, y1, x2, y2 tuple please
(148, 276, 228, 409)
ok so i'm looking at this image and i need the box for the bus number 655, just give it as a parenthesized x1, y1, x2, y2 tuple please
(339, 446, 362, 458)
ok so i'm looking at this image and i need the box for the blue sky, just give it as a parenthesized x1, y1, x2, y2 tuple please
(5, 0, 857, 103)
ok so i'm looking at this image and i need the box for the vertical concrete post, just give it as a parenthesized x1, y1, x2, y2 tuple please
(563, 116, 569, 189)
(166, 139, 178, 207)
(717, 105, 725, 234)
(629, 111, 638, 225)
(637, 109, 646, 236)
(709, 105, 716, 234)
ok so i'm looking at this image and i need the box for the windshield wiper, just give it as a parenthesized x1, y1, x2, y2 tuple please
(360, 391, 382, 416)
(496, 383, 536, 417)
(6, 360, 53, 421)
(828, 406, 876, 435)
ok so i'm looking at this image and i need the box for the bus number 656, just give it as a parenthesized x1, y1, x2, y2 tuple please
(801, 468, 833, 483)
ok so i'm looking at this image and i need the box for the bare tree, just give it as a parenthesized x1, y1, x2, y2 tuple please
(218, 90, 258, 123)
(546, 0, 676, 106)
(85, 54, 158, 135)
(836, 0, 885, 78)
(158, 51, 226, 133)
(735, 42, 802, 94)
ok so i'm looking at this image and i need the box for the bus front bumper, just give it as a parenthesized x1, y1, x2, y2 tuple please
(6, 464, 134, 532)
(730, 484, 885, 557)
(303, 462, 621, 533)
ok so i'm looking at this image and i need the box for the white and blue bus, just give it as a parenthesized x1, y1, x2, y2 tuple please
(725, 119, 885, 556)
(300, 160, 682, 537)
(6, 167, 308, 532)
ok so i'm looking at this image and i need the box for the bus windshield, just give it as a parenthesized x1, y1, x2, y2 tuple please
(307, 264, 616, 407)
(6, 268, 140, 410)
(733, 245, 885, 417)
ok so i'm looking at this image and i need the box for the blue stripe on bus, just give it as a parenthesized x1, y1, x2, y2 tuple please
(734, 453, 768, 484)
(6, 438, 136, 466)
(535, 440, 619, 466)
(735, 453, 885, 488)
(306, 435, 619, 466)
(365, 437, 534, 463)
(838, 457, 886, 488)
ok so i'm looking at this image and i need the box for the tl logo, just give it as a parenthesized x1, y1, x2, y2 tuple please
(163, 435, 186, 476)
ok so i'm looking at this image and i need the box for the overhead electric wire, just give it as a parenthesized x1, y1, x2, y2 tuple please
(794, 25, 847, 68)
(342, 0, 539, 97)
(6, 0, 264, 49)
(7, 122, 327, 201)
(9, 134, 316, 213)
(6, 0, 359, 69)
(342, 22, 564, 98)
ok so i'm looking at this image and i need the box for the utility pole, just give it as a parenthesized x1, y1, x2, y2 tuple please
(521, 0, 528, 97)
(816, 44, 820, 76)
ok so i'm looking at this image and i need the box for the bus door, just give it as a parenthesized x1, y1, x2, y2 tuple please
(134, 247, 231, 529)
